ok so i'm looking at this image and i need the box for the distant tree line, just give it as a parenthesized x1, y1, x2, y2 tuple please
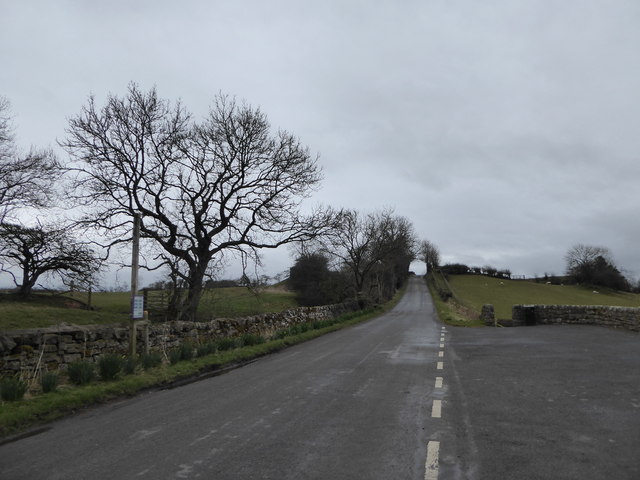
(429, 244, 635, 293)
(438, 263, 512, 279)
(288, 208, 419, 307)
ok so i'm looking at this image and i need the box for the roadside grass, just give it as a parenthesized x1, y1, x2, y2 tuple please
(447, 275, 640, 319)
(426, 276, 484, 327)
(0, 287, 298, 330)
(0, 287, 405, 439)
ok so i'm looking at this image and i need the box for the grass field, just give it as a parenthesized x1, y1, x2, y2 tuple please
(447, 275, 640, 319)
(0, 287, 298, 330)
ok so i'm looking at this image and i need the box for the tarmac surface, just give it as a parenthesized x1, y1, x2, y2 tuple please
(1, 276, 638, 479)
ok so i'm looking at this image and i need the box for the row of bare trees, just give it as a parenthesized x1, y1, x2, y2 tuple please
(289, 209, 426, 306)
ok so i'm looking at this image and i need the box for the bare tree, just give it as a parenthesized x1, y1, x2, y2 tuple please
(565, 244, 611, 275)
(0, 97, 60, 221)
(61, 84, 334, 320)
(565, 243, 629, 290)
(324, 208, 416, 302)
(419, 239, 440, 273)
(0, 221, 100, 297)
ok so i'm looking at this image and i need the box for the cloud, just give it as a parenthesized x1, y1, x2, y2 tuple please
(1, 0, 639, 285)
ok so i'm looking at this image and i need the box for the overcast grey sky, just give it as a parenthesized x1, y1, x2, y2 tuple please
(1, 0, 639, 285)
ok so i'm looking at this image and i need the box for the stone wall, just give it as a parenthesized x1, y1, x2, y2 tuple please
(0, 302, 359, 377)
(511, 304, 640, 331)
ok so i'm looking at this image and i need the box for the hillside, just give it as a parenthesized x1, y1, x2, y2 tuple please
(446, 275, 640, 319)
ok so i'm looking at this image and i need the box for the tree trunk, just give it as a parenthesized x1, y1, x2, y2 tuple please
(182, 263, 208, 321)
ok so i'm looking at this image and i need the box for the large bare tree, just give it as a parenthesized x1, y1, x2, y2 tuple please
(0, 97, 59, 222)
(61, 84, 334, 320)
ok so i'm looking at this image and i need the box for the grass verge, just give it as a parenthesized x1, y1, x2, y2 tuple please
(426, 275, 484, 327)
(0, 289, 404, 440)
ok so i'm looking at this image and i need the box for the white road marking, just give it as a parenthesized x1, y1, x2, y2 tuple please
(438, 351, 444, 358)
(437, 361, 443, 370)
(425, 440, 440, 480)
(432, 399, 442, 418)
(435, 377, 443, 388)
(439, 343, 444, 348)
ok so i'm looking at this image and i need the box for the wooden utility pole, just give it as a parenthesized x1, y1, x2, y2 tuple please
(129, 213, 141, 356)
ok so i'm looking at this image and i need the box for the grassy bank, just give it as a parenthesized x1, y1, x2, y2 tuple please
(447, 275, 640, 319)
(426, 274, 484, 327)
(0, 288, 404, 439)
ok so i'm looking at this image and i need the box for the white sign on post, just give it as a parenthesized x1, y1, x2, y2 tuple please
(132, 295, 145, 319)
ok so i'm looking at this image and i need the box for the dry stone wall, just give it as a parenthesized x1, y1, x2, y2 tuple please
(511, 304, 640, 331)
(0, 302, 358, 377)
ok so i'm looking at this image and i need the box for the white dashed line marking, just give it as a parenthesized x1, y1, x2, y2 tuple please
(437, 361, 443, 370)
(439, 343, 444, 348)
(435, 377, 443, 388)
(438, 351, 444, 358)
(432, 399, 442, 418)
(425, 441, 440, 480)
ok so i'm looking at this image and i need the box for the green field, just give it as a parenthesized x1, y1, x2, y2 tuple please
(447, 275, 640, 319)
(0, 287, 298, 330)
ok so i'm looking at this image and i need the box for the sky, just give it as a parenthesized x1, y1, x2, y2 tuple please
(1, 0, 639, 287)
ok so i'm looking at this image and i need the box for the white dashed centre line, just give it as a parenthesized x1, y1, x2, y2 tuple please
(436, 361, 443, 370)
(431, 399, 442, 418)
(439, 343, 444, 348)
(435, 377, 443, 388)
(425, 441, 440, 480)
(438, 351, 444, 358)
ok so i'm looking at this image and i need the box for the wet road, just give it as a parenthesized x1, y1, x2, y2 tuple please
(2, 276, 638, 479)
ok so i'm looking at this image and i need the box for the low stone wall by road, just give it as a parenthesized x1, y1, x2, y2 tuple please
(511, 304, 640, 331)
(0, 302, 359, 377)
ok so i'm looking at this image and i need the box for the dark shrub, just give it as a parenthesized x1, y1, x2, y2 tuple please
(40, 371, 59, 393)
(98, 354, 124, 381)
(123, 356, 137, 375)
(0, 376, 28, 401)
(68, 360, 95, 385)
(140, 352, 163, 370)
(240, 333, 265, 346)
(179, 341, 194, 361)
(196, 342, 216, 357)
(169, 349, 182, 365)
(217, 337, 237, 351)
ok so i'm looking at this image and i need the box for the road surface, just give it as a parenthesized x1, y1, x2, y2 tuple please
(1, 276, 638, 479)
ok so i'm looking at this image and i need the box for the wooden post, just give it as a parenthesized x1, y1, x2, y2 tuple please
(143, 311, 150, 355)
(129, 214, 141, 357)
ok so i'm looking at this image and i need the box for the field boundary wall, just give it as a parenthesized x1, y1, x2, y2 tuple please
(0, 302, 359, 377)
(510, 304, 640, 331)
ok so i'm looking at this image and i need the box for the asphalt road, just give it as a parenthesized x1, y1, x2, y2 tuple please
(1, 277, 638, 479)
(441, 322, 640, 479)
(0, 277, 443, 479)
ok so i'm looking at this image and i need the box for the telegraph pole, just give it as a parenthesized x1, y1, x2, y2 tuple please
(129, 213, 142, 356)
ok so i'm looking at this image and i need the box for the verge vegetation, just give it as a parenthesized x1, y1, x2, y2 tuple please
(425, 272, 484, 327)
